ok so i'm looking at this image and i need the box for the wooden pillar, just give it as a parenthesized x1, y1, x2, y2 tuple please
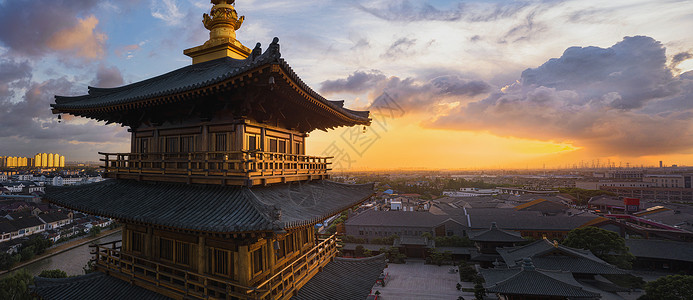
(235, 123, 245, 151)
(260, 128, 266, 151)
(152, 129, 160, 152)
(197, 236, 206, 274)
(237, 245, 251, 285)
(131, 131, 136, 153)
(145, 226, 154, 259)
(267, 238, 276, 275)
(123, 227, 130, 252)
(201, 125, 209, 152)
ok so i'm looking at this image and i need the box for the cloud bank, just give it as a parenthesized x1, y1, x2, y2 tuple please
(427, 36, 693, 156)
(0, 0, 105, 60)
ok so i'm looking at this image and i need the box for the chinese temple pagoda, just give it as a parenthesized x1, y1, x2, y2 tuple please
(37, 1, 381, 299)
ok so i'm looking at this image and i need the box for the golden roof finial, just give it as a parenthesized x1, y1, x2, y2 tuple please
(184, 0, 251, 64)
(204, 0, 244, 41)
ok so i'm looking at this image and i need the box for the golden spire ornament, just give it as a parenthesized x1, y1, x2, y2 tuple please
(184, 0, 251, 64)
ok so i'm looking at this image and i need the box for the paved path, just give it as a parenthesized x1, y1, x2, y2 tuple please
(371, 259, 474, 300)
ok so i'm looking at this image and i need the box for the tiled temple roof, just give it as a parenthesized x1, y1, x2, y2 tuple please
(43, 180, 373, 233)
(626, 238, 693, 263)
(497, 239, 625, 275)
(291, 254, 387, 300)
(51, 38, 370, 131)
(481, 258, 600, 299)
(33, 272, 171, 300)
(469, 222, 525, 243)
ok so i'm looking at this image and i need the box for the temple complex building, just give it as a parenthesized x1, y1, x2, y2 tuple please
(36, 1, 383, 299)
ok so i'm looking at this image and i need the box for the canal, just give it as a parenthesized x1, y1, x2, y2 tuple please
(20, 232, 121, 277)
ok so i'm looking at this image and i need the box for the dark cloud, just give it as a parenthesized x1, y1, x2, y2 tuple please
(354, 1, 464, 22)
(321, 70, 491, 111)
(352, 38, 371, 50)
(0, 59, 32, 97)
(427, 36, 693, 157)
(0, 74, 128, 159)
(92, 64, 124, 88)
(498, 9, 546, 43)
(463, 2, 531, 22)
(0, 0, 100, 58)
(671, 51, 693, 69)
(381, 37, 417, 59)
(320, 70, 387, 94)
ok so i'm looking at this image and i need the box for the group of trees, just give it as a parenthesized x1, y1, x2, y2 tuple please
(639, 274, 693, 300)
(557, 187, 616, 206)
(0, 268, 68, 300)
(458, 261, 486, 300)
(433, 235, 474, 247)
(562, 227, 635, 269)
(427, 248, 453, 266)
(0, 236, 53, 271)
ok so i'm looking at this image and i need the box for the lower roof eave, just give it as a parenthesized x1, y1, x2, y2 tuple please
(44, 179, 374, 235)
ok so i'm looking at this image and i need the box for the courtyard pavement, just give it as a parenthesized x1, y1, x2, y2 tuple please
(369, 259, 474, 300)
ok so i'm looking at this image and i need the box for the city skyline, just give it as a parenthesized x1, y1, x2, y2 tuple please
(1, 0, 693, 169)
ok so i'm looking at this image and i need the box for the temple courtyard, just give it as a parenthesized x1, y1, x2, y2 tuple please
(370, 259, 473, 300)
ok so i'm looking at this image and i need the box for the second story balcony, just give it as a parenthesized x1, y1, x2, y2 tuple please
(99, 151, 331, 186)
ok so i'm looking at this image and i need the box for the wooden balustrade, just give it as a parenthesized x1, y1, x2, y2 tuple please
(99, 151, 332, 186)
(90, 234, 339, 300)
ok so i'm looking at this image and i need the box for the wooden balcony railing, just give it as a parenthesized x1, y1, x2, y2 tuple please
(90, 234, 339, 300)
(99, 151, 331, 186)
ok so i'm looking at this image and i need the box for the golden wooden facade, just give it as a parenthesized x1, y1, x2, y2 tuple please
(101, 119, 330, 186)
(94, 225, 337, 300)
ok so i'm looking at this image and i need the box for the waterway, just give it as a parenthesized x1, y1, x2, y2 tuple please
(20, 232, 121, 277)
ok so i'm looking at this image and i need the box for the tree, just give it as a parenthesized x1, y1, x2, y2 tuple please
(38, 269, 68, 278)
(562, 227, 634, 269)
(459, 261, 478, 282)
(639, 275, 693, 300)
(434, 235, 474, 247)
(0, 269, 33, 300)
(354, 245, 366, 257)
(22, 236, 52, 255)
(90, 226, 102, 237)
(19, 246, 35, 262)
(379, 247, 406, 264)
(473, 282, 486, 300)
(0, 252, 19, 270)
(428, 248, 446, 265)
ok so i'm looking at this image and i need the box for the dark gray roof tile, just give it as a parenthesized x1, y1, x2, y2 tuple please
(44, 180, 373, 233)
(33, 271, 171, 300)
(626, 238, 693, 262)
(291, 254, 387, 300)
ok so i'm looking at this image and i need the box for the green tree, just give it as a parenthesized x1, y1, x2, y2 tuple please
(90, 226, 102, 237)
(459, 261, 478, 282)
(379, 247, 406, 264)
(21, 236, 52, 256)
(562, 227, 634, 269)
(354, 245, 366, 257)
(428, 248, 448, 266)
(434, 235, 474, 247)
(0, 269, 33, 300)
(0, 252, 17, 270)
(38, 269, 68, 278)
(639, 275, 693, 300)
(557, 188, 616, 206)
(19, 246, 35, 262)
(474, 277, 486, 300)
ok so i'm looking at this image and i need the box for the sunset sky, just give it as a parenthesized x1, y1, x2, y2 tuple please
(2, 0, 693, 170)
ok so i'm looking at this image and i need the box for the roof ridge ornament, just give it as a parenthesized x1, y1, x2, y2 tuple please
(184, 0, 251, 64)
